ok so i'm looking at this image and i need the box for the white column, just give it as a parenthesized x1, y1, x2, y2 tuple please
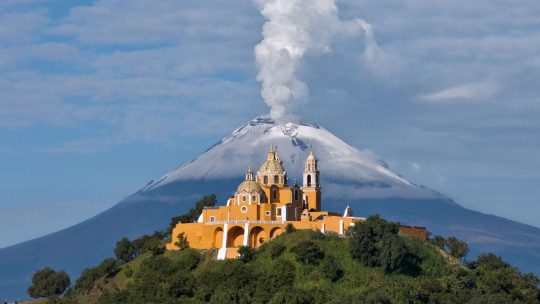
(243, 222, 250, 246)
(218, 223, 229, 260)
(321, 223, 326, 234)
(339, 220, 344, 236)
(281, 206, 287, 221)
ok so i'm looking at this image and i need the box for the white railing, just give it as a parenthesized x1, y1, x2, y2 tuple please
(205, 220, 285, 225)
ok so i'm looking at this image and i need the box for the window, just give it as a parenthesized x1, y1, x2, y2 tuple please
(274, 175, 279, 184)
(284, 176, 288, 184)
(242, 195, 246, 202)
(210, 216, 215, 222)
(263, 176, 268, 184)
(277, 208, 282, 216)
(272, 188, 277, 200)
(307, 175, 312, 187)
(294, 189, 299, 201)
(252, 195, 257, 201)
(241, 206, 248, 213)
(265, 211, 271, 216)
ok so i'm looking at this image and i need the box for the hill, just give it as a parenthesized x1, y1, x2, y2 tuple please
(2, 115, 540, 299)
(40, 217, 540, 304)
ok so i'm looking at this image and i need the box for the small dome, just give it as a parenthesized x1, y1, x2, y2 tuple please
(237, 180, 262, 194)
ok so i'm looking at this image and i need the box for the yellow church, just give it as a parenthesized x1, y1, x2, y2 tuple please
(167, 147, 426, 259)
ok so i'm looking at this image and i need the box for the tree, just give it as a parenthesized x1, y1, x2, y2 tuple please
(430, 235, 446, 250)
(132, 233, 166, 256)
(114, 237, 135, 262)
(379, 234, 407, 272)
(291, 240, 324, 265)
(144, 237, 165, 256)
(74, 258, 118, 293)
(445, 236, 469, 261)
(349, 215, 406, 272)
(28, 267, 70, 298)
(238, 246, 256, 262)
(174, 232, 190, 250)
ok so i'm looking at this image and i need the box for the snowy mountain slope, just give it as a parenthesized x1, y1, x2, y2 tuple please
(1, 114, 540, 300)
(147, 115, 438, 199)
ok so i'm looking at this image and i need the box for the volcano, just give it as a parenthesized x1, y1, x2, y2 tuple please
(1, 115, 540, 299)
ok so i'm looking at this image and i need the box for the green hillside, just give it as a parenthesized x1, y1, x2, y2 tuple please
(35, 216, 539, 304)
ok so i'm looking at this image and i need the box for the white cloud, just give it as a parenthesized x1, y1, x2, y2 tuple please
(419, 82, 498, 102)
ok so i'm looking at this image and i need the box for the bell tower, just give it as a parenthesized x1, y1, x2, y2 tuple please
(302, 150, 321, 211)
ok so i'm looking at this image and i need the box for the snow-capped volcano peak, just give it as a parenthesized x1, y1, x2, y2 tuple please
(147, 115, 438, 199)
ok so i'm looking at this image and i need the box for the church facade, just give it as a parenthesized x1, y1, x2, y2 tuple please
(166, 147, 426, 259)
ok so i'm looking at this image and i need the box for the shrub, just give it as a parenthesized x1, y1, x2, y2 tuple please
(176, 249, 202, 271)
(285, 223, 296, 233)
(114, 237, 135, 262)
(445, 236, 469, 261)
(27, 267, 70, 298)
(430, 235, 446, 250)
(174, 232, 190, 250)
(320, 255, 343, 282)
(74, 258, 117, 293)
(290, 240, 324, 265)
(349, 215, 406, 272)
(238, 246, 256, 263)
(269, 244, 286, 259)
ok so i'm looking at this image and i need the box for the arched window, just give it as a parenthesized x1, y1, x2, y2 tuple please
(273, 175, 279, 184)
(284, 176, 288, 185)
(252, 195, 257, 202)
(294, 189, 299, 201)
(307, 175, 312, 187)
(263, 176, 268, 184)
(272, 188, 278, 200)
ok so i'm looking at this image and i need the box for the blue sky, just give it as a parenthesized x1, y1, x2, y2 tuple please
(1, 0, 539, 248)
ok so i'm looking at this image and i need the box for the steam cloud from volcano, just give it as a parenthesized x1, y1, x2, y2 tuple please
(254, 0, 384, 121)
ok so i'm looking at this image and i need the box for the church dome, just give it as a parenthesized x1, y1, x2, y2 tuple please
(258, 146, 285, 175)
(237, 180, 262, 194)
(258, 159, 285, 175)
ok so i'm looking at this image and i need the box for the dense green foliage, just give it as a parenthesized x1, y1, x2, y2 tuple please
(52, 222, 539, 304)
(74, 258, 119, 293)
(73, 232, 166, 294)
(27, 267, 70, 298)
(114, 237, 136, 262)
(291, 239, 324, 265)
(238, 245, 256, 263)
(349, 215, 407, 272)
(168, 194, 217, 232)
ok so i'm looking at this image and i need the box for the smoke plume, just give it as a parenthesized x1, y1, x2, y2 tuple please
(254, 0, 382, 121)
